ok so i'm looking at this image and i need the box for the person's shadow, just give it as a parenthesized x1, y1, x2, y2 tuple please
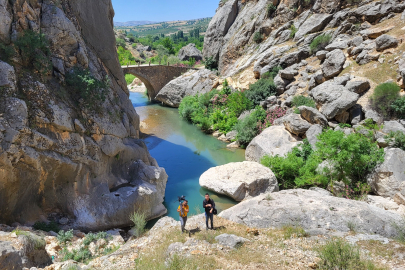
(186, 225, 227, 237)
(212, 225, 226, 231)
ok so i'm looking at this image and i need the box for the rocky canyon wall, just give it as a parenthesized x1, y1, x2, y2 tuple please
(0, 0, 167, 231)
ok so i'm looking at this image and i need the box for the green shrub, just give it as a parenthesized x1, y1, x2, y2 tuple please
(14, 29, 51, 74)
(245, 78, 277, 106)
(226, 91, 252, 116)
(130, 211, 147, 238)
(0, 43, 14, 63)
(57, 229, 74, 245)
(291, 95, 316, 108)
(33, 221, 60, 232)
(370, 82, 401, 118)
(261, 139, 322, 189)
(261, 130, 384, 191)
(235, 110, 261, 146)
(317, 238, 381, 270)
(210, 109, 238, 134)
(187, 57, 196, 67)
(316, 130, 384, 188)
(310, 34, 332, 53)
(72, 247, 92, 263)
(290, 25, 298, 39)
(203, 56, 218, 71)
(179, 95, 200, 122)
(116, 38, 126, 48)
(125, 74, 136, 85)
(261, 66, 282, 80)
(66, 67, 109, 111)
(253, 31, 263, 43)
(83, 232, 110, 246)
(267, 3, 277, 16)
(391, 96, 405, 119)
(385, 131, 405, 150)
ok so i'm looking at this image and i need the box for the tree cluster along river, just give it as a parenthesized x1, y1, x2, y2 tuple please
(129, 91, 246, 219)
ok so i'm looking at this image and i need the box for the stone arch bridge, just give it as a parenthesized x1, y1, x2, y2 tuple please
(122, 65, 195, 100)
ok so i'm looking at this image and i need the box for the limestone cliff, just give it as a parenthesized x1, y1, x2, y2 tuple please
(0, 0, 167, 231)
(204, 0, 405, 80)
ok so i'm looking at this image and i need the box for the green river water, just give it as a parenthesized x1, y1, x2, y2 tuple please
(129, 91, 246, 220)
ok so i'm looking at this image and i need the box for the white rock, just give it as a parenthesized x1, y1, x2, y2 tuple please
(199, 161, 278, 201)
(245, 125, 302, 162)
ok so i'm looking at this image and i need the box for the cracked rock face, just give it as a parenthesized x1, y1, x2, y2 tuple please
(219, 189, 404, 238)
(0, 0, 167, 231)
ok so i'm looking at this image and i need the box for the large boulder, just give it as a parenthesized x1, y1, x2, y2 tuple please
(283, 114, 312, 136)
(375, 34, 398, 51)
(294, 13, 333, 40)
(322, 49, 346, 79)
(382, 121, 405, 134)
(299, 106, 328, 126)
(345, 79, 371, 94)
(178, 43, 203, 61)
(155, 69, 218, 107)
(245, 126, 302, 162)
(310, 81, 359, 119)
(73, 160, 168, 231)
(199, 161, 278, 201)
(0, 241, 23, 270)
(367, 148, 405, 198)
(219, 189, 404, 237)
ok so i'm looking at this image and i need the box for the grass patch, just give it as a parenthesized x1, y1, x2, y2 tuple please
(291, 95, 316, 108)
(363, 54, 399, 85)
(310, 34, 332, 53)
(282, 225, 309, 239)
(317, 238, 386, 270)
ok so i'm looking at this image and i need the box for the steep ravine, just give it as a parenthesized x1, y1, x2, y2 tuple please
(0, 0, 167, 231)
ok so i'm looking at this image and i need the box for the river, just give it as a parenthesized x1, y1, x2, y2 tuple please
(129, 91, 246, 220)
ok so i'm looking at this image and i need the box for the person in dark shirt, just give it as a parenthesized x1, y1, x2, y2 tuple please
(203, 193, 215, 230)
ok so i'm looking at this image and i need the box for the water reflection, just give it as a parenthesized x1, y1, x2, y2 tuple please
(129, 92, 245, 219)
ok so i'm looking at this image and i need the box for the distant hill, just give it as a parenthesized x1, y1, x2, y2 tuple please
(114, 21, 156, 27)
(114, 18, 212, 37)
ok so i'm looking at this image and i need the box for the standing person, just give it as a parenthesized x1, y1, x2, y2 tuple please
(177, 200, 189, 233)
(203, 193, 215, 230)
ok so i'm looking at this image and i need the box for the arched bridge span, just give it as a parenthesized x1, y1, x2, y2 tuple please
(122, 65, 195, 100)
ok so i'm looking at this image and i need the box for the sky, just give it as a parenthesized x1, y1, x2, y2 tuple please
(111, 0, 219, 23)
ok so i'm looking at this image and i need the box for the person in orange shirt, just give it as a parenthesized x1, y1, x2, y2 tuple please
(177, 200, 189, 233)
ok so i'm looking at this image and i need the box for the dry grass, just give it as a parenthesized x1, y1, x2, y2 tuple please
(363, 55, 398, 84)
